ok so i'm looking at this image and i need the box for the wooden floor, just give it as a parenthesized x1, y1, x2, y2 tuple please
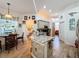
(0, 38, 32, 58)
(50, 36, 76, 58)
(0, 36, 78, 58)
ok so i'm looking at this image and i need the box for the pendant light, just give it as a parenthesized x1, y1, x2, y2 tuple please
(5, 3, 12, 19)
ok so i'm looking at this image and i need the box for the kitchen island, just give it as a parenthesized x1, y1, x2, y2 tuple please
(31, 35, 54, 58)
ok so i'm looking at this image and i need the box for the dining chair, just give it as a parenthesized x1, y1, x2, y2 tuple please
(17, 32, 24, 44)
(0, 40, 2, 52)
(5, 34, 17, 53)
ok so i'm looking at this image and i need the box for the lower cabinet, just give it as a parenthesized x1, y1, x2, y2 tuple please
(32, 41, 44, 58)
(32, 40, 53, 58)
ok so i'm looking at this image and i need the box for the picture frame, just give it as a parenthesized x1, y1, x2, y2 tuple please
(18, 23, 22, 27)
(24, 16, 28, 20)
(32, 16, 35, 20)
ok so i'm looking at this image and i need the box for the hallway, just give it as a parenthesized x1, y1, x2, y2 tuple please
(52, 35, 76, 58)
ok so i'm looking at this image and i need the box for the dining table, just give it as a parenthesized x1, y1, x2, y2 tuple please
(0, 33, 19, 51)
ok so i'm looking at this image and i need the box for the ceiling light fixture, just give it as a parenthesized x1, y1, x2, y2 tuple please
(5, 3, 13, 19)
(43, 5, 46, 8)
(49, 9, 52, 13)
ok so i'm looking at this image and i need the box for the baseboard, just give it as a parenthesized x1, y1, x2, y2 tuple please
(31, 53, 36, 58)
(60, 39, 75, 47)
(65, 42, 75, 47)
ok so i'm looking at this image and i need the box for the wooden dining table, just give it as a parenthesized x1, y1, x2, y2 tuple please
(0, 33, 19, 52)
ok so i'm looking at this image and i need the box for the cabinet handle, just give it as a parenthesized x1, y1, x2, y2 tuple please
(35, 48, 37, 51)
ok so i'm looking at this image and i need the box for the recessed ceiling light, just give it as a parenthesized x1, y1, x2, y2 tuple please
(49, 9, 52, 12)
(43, 5, 46, 8)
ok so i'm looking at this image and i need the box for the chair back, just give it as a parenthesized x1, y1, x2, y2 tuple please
(22, 32, 24, 38)
(5, 34, 17, 50)
(0, 40, 1, 48)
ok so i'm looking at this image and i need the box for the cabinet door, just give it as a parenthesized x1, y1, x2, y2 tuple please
(32, 41, 44, 58)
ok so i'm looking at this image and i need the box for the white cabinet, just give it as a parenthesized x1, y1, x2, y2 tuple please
(32, 41, 44, 57)
(31, 36, 54, 58)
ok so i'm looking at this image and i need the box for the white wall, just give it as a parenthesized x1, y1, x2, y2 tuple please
(0, 7, 36, 40)
(59, 4, 79, 46)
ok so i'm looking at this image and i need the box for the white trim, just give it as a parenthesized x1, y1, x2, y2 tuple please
(31, 53, 36, 58)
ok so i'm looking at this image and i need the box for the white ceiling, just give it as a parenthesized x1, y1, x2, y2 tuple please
(35, 0, 79, 13)
(0, 0, 35, 14)
(0, 0, 79, 15)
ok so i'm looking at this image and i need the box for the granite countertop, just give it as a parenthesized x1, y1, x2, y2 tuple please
(32, 35, 54, 44)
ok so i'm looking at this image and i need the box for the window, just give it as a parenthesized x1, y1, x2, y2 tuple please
(69, 18, 75, 30)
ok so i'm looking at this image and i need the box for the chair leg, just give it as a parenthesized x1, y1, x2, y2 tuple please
(6, 48, 10, 53)
(16, 45, 17, 49)
(8, 50, 10, 53)
(16, 41, 18, 49)
(0, 48, 2, 52)
(0, 41, 2, 52)
(22, 38, 24, 44)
